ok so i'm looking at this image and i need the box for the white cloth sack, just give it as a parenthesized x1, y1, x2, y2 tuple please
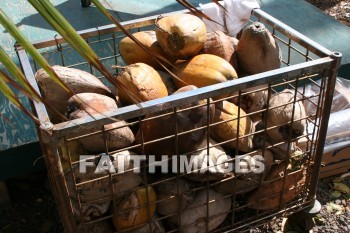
(200, 0, 260, 37)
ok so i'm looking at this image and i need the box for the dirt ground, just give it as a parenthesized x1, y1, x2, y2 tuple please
(307, 0, 350, 27)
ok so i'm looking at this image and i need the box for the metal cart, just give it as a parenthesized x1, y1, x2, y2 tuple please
(17, 8, 341, 233)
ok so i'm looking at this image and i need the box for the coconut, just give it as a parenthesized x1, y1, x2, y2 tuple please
(35, 65, 113, 123)
(135, 85, 215, 158)
(156, 70, 177, 94)
(200, 31, 238, 70)
(67, 93, 135, 152)
(246, 162, 307, 210)
(266, 89, 307, 143)
(229, 84, 268, 122)
(184, 138, 231, 182)
(65, 150, 142, 203)
(132, 215, 165, 233)
(171, 54, 238, 89)
(119, 31, 173, 69)
(112, 186, 157, 231)
(215, 149, 274, 195)
(210, 101, 254, 152)
(169, 189, 231, 233)
(71, 198, 110, 222)
(236, 22, 281, 75)
(59, 140, 86, 173)
(155, 14, 206, 59)
(155, 178, 195, 216)
(117, 63, 168, 105)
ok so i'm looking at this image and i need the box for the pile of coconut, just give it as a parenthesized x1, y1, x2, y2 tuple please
(35, 13, 310, 233)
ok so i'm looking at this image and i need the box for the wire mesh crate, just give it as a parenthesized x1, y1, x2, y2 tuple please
(17, 8, 342, 233)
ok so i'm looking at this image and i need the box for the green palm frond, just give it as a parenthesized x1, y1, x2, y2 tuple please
(0, 71, 39, 123)
(0, 45, 41, 102)
(0, 8, 71, 95)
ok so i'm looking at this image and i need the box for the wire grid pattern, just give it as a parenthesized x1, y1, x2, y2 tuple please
(17, 9, 339, 233)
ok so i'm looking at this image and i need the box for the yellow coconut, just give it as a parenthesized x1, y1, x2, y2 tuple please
(119, 31, 173, 69)
(112, 186, 157, 231)
(210, 101, 254, 152)
(171, 54, 238, 89)
(155, 14, 206, 59)
(117, 63, 169, 105)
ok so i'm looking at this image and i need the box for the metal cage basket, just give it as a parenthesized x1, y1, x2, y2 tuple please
(17, 8, 342, 233)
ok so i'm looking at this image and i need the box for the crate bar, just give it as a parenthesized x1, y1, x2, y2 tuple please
(308, 52, 342, 198)
(15, 6, 332, 60)
(16, 48, 51, 126)
(40, 57, 333, 141)
(252, 9, 332, 58)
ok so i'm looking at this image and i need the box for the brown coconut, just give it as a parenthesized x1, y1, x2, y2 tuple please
(215, 149, 274, 195)
(236, 22, 281, 75)
(171, 54, 238, 89)
(119, 31, 173, 70)
(71, 198, 110, 222)
(117, 63, 168, 105)
(184, 138, 231, 182)
(65, 150, 142, 203)
(266, 89, 307, 143)
(156, 70, 177, 94)
(156, 177, 195, 216)
(246, 162, 307, 210)
(169, 189, 231, 233)
(200, 31, 238, 70)
(210, 100, 254, 153)
(35, 65, 113, 123)
(132, 215, 165, 233)
(67, 93, 135, 152)
(135, 85, 215, 157)
(112, 186, 157, 231)
(230, 84, 268, 122)
(155, 14, 207, 59)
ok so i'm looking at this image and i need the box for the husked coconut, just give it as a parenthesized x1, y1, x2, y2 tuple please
(156, 70, 177, 94)
(35, 65, 112, 123)
(210, 101, 254, 152)
(253, 121, 301, 160)
(171, 54, 238, 89)
(184, 138, 231, 182)
(169, 189, 231, 233)
(67, 93, 135, 152)
(119, 31, 173, 69)
(155, 14, 207, 59)
(117, 63, 168, 105)
(215, 150, 274, 195)
(200, 31, 238, 70)
(135, 85, 215, 158)
(230, 84, 268, 122)
(236, 22, 281, 75)
(71, 198, 110, 222)
(65, 150, 142, 203)
(59, 140, 86, 173)
(246, 161, 307, 210)
(112, 186, 157, 231)
(132, 215, 165, 233)
(156, 177, 195, 216)
(266, 89, 307, 143)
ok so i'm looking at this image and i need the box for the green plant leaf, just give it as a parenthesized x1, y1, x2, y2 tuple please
(0, 72, 39, 123)
(0, 46, 41, 102)
(0, 8, 71, 95)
